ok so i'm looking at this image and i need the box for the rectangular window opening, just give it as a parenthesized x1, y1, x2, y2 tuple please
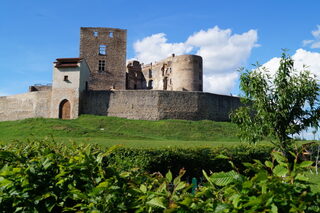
(99, 45, 107, 55)
(64, 75, 69, 81)
(93, 31, 98, 37)
(109, 32, 113, 38)
(99, 60, 106, 72)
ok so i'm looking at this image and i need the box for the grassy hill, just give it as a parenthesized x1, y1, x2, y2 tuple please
(0, 115, 242, 148)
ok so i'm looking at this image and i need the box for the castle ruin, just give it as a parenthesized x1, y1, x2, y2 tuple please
(0, 27, 241, 121)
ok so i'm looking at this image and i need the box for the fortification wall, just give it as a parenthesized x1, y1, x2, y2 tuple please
(81, 90, 241, 121)
(0, 91, 51, 121)
(81, 91, 160, 120)
(0, 90, 241, 122)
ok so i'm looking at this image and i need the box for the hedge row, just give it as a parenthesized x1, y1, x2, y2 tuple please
(0, 141, 319, 212)
(108, 144, 274, 178)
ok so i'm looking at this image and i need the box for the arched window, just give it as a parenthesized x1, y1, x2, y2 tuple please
(59, 99, 71, 119)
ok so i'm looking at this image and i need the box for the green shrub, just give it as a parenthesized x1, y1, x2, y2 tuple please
(0, 141, 318, 212)
(107, 144, 273, 178)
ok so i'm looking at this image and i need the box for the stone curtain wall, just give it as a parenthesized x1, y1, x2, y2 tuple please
(82, 90, 241, 121)
(81, 91, 160, 120)
(0, 91, 51, 121)
(0, 90, 241, 122)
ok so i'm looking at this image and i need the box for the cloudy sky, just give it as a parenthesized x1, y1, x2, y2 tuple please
(1, 0, 320, 96)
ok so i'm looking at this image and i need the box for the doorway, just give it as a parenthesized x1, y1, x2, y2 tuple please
(59, 99, 71, 119)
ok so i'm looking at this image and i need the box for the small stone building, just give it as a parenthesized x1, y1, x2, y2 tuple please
(51, 58, 90, 119)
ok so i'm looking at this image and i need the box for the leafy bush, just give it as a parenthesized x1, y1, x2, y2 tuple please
(0, 141, 319, 212)
(108, 144, 273, 178)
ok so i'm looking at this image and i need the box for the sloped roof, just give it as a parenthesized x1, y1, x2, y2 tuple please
(55, 58, 82, 68)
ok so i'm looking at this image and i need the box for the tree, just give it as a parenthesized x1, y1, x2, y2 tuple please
(231, 51, 320, 153)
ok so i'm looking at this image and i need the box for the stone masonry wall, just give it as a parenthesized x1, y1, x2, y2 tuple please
(0, 91, 51, 121)
(81, 90, 241, 121)
(80, 27, 127, 90)
(141, 55, 203, 92)
(81, 91, 160, 120)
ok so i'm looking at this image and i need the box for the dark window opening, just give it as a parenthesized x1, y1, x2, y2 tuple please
(149, 69, 152, 78)
(99, 60, 106, 72)
(85, 81, 88, 91)
(93, 31, 98, 37)
(163, 77, 168, 90)
(64, 75, 69, 81)
(199, 61, 202, 68)
(199, 84, 202, 91)
(99, 45, 107, 55)
(170, 78, 172, 85)
(109, 32, 113, 38)
(148, 80, 153, 89)
(199, 72, 202, 80)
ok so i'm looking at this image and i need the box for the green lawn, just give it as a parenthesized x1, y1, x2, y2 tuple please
(1, 115, 319, 191)
(0, 115, 244, 147)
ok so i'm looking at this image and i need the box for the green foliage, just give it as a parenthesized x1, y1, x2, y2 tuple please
(0, 141, 319, 212)
(107, 144, 273, 178)
(197, 151, 320, 212)
(232, 51, 320, 153)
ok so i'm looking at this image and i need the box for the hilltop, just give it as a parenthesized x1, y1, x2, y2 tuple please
(0, 115, 240, 148)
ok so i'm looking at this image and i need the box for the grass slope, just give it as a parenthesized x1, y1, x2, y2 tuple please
(0, 115, 241, 147)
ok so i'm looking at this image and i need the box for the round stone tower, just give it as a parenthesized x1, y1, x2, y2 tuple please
(171, 55, 203, 91)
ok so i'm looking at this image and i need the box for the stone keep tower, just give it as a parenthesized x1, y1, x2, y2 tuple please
(80, 27, 127, 90)
(141, 55, 203, 91)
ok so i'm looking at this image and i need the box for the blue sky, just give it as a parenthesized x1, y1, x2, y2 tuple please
(1, 0, 320, 96)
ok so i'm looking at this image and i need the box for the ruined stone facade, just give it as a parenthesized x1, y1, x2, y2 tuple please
(126, 55, 203, 92)
(126, 61, 146, 90)
(80, 27, 127, 90)
(0, 27, 241, 122)
(141, 54, 203, 91)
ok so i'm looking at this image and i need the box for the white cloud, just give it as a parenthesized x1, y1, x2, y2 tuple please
(312, 25, 320, 39)
(302, 40, 313, 46)
(133, 26, 258, 94)
(0, 92, 8, 97)
(303, 25, 320, 49)
(203, 73, 239, 95)
(133, 33, 192, 63)
(262, 49, 320, 79)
